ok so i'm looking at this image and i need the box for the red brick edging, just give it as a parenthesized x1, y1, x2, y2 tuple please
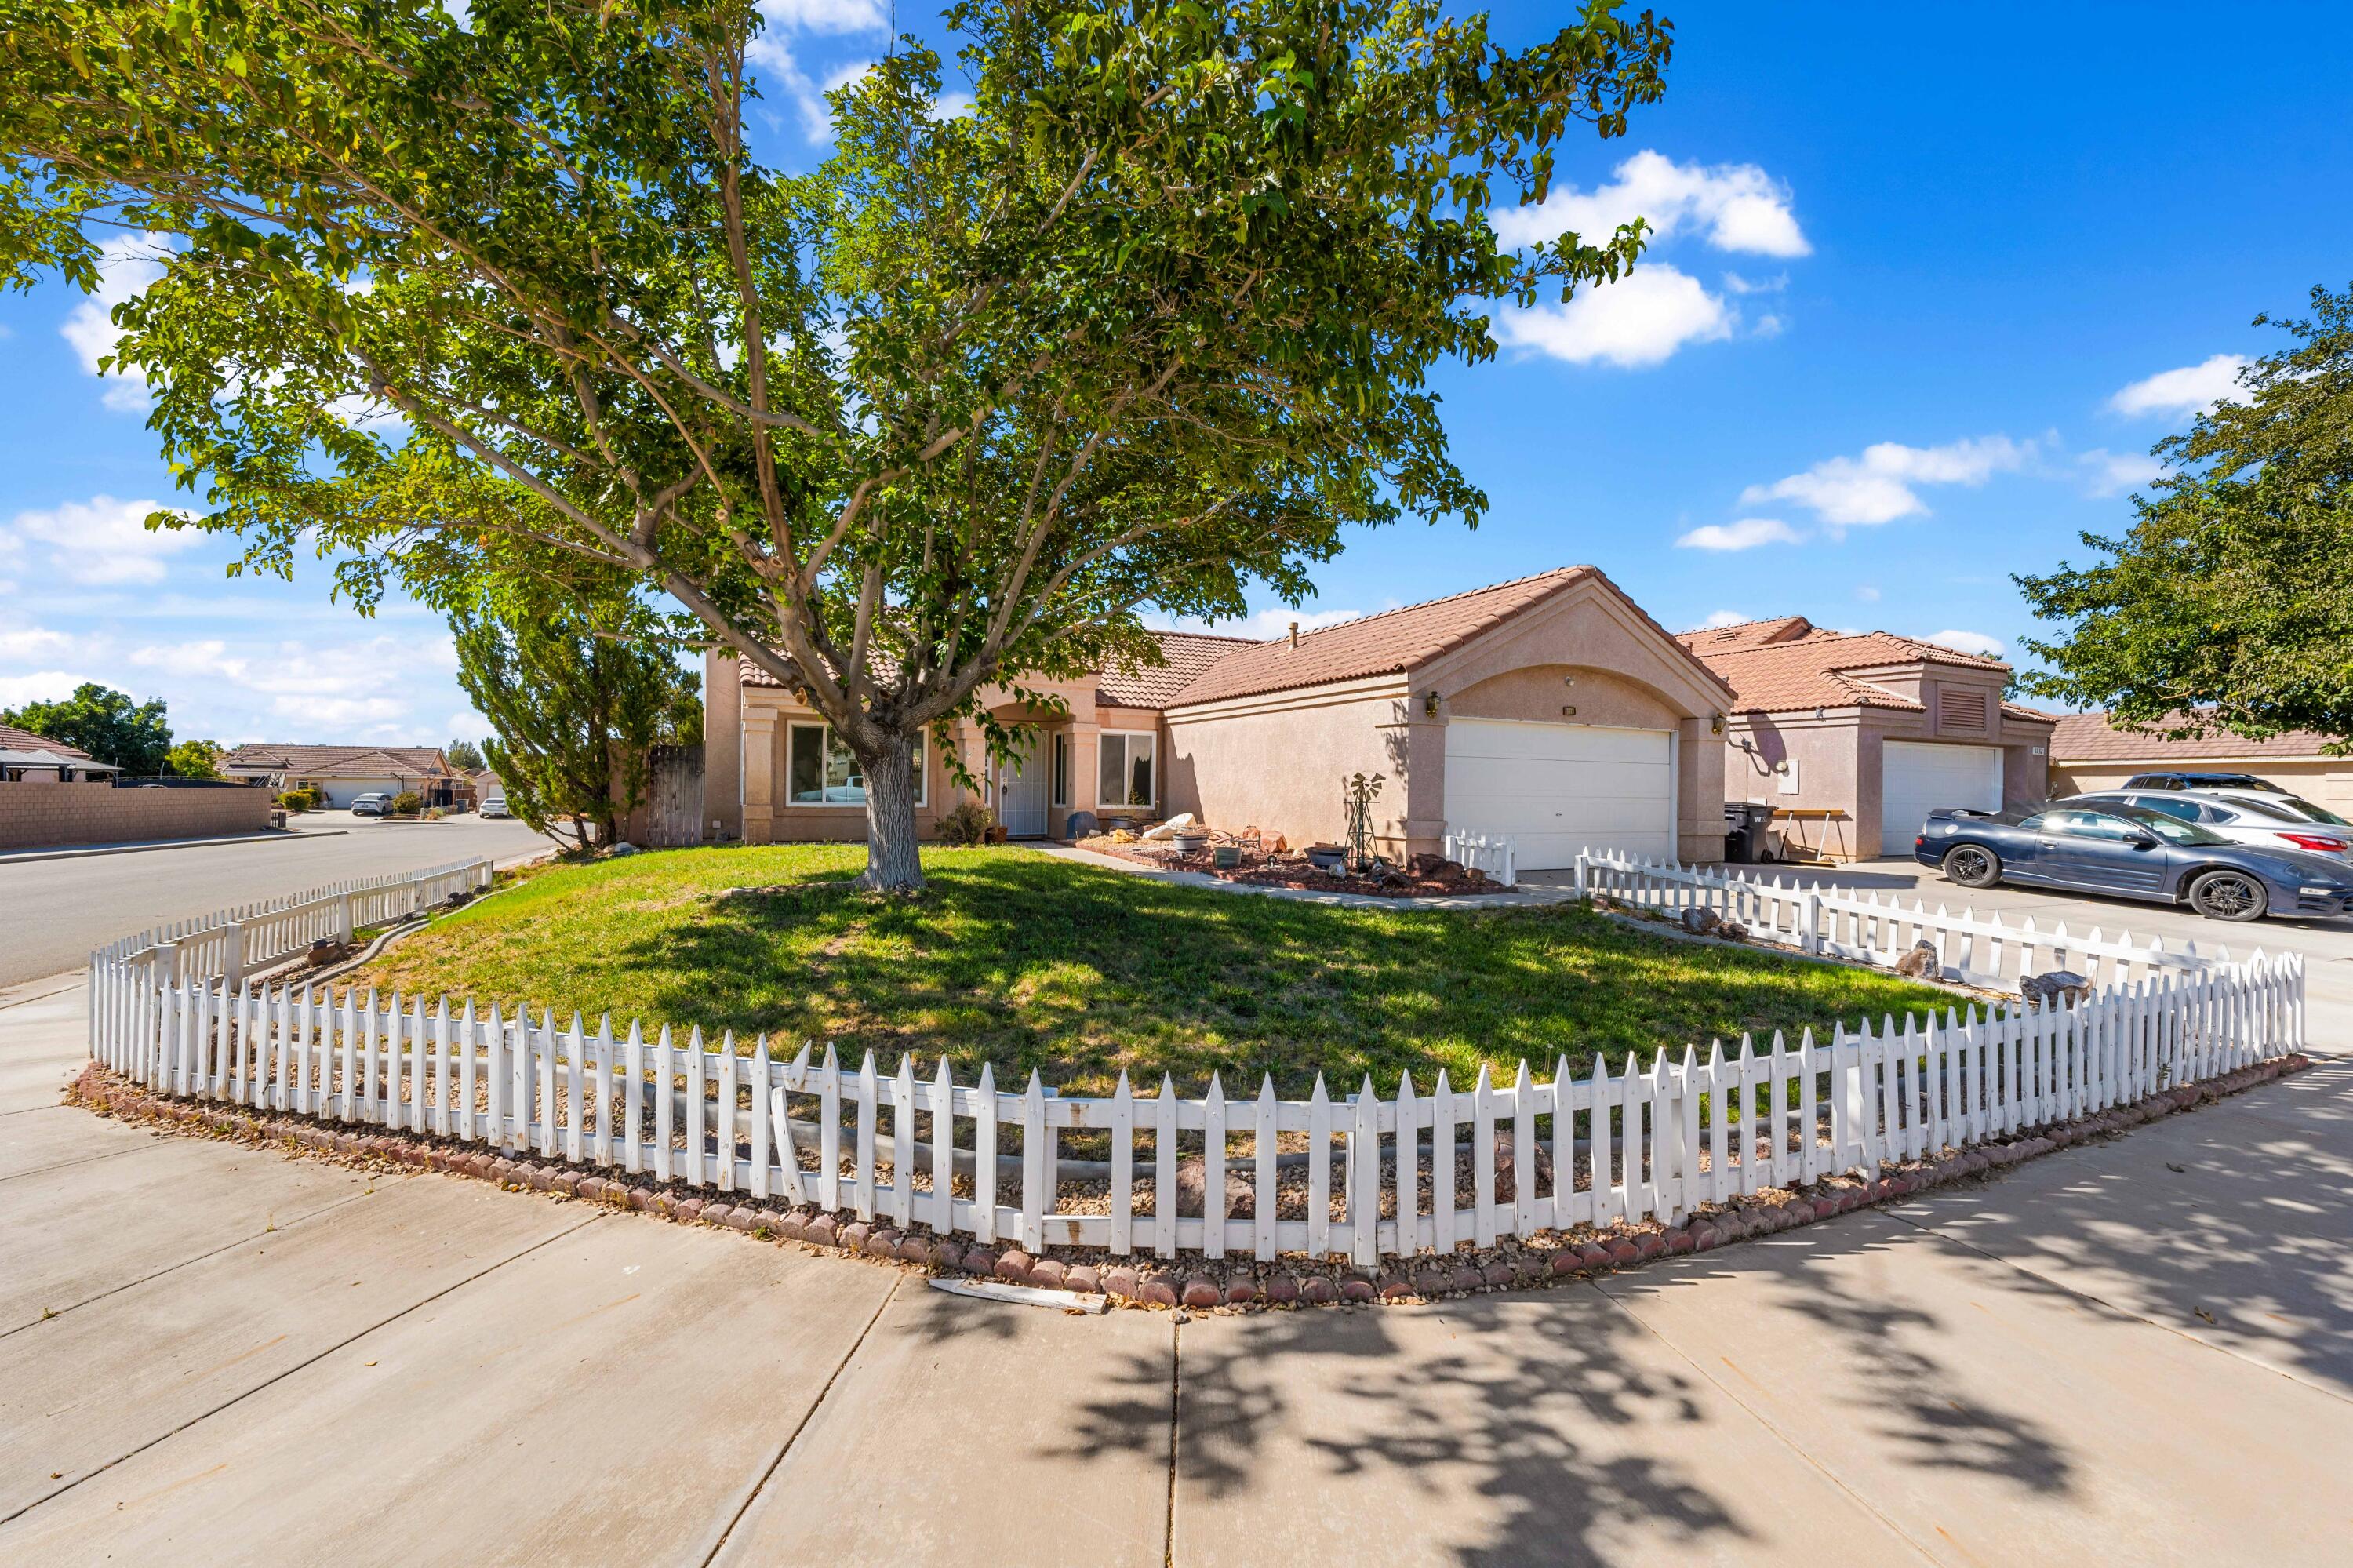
(67, 1054, 2310, 1312)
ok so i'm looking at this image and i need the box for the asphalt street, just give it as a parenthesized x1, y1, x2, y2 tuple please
(0, 813, 551, 985)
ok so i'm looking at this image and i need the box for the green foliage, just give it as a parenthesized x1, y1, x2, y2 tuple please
(278, 787, 323, 812)
(453, 575, 704, 852)
(2019, 282, 2353, 748)
(359, 845, 1954, 1099)
(444, 737, 486, 773)
(934, 799, 997, 847)
(165, 738, 221, 778)
(389, 789, 423, 815)
(0, 0, 1673, 887)
(2, 682, 169, 775)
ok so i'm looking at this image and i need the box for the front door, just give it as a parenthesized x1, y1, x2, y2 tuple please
(999, 733, 1050, 837)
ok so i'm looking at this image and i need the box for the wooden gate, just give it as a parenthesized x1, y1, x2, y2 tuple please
(642, 744, 704, 848)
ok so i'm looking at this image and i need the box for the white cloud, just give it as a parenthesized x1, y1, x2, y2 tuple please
(1922, 629, 2004, 659)
(448, 709, 490, 738)
(1722, 271, 1786, 296)
(1740, 436, 2033, 528)
(1855, 585, 1882, 602)
(0, 626, 72, 662)
(7, 495, 204, 586)
(60, 233, 173, 412)
(930, 90, 976, 120)
(0, 671, 84, 707)
(749, 0, 883, 141)
(1697, 610, 1751, 630)
(1493, 264, 1735, 369)
(1676, 517, 1799, 551)
(2076, 447, 2166, 498)
(1491, 150, 1809, 258)
(2109, 354, 2249, 419)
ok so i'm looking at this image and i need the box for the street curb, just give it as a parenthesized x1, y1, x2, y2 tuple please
(0, 828, 348, 866)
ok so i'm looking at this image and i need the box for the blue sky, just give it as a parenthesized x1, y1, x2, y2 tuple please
(3, 2, 2348, 747)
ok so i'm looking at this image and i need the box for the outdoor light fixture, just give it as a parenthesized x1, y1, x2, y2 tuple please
(1424, 690, 1441, 717)
(1710, 711, 1725, 735)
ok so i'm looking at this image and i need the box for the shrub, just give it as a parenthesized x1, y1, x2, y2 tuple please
(935, 799, 995, 847)
(390, 790, 423, 816)
(422, 806, 446, 821)
(277, 788, 322, 812)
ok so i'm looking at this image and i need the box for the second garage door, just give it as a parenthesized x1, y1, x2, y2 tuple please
(1880, 741, 2002, 855)
(1445, 719, 1674, 870)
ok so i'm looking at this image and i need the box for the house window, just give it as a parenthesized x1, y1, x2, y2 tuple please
(1098, 730, 1157, 808)
(1051, 733, 1071, 808)
(786, 724, 925, 807)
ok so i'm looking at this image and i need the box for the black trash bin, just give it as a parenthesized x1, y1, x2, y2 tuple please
(1723, 802, 1775, 864)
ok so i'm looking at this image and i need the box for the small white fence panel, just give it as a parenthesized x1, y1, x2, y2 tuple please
(1443, 831, 1518, 888)
(1577, 850, 2233, 991)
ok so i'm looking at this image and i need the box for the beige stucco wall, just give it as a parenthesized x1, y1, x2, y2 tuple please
(0, 781, 274, 851)
(1722, 682, 2055, 862)
(734, 686, 980, 845)
(2053, 758, 2353, 814)
(1165, 680, 1405, 853)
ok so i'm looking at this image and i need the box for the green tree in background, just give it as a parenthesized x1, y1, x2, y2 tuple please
(3, 683, 170, 775)
(2019, 282, 2353, 748)
(0, 0, 1674, 889)
(165, 738, 222, 778)
(453, 579, 703, 853)
(444, 738, 486, 773)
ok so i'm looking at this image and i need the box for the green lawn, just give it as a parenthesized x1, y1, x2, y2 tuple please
(360, 846, 1955, 1097)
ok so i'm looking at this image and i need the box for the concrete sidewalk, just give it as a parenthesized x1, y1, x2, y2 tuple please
(4, 980, 2348, 1565)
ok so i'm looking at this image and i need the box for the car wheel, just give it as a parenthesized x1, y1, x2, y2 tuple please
(1941, 844, 2002, 888)
(2188, 869, 2268, 922)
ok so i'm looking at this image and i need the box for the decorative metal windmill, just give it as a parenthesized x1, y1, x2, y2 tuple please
(1342, 771, 1384, 874)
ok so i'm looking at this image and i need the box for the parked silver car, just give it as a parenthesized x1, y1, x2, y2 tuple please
(2067, 790, 2353, 861)
(350, 791, 393, 817)
(479, 793, 511, 818)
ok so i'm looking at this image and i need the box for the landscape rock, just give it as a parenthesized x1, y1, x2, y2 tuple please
(1893, 940, 1940, 979)
(2020, 970, 2093, 1010)
(1172, 1158, 1255, 1220)
(1490, 1130, 1555, 1206)
(1679, 906, 1722, 935)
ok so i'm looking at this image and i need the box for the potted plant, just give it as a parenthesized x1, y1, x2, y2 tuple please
(1171, 825, 1209, 854)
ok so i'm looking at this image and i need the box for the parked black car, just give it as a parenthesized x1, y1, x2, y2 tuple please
(1914, 802, 2353, 922)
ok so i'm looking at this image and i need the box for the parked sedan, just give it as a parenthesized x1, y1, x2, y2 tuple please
(2064, 791, 2353, 860)
(479, 793, 511, 818)
(1915, 802, 2353, 922)
(350, 792, 393, 817)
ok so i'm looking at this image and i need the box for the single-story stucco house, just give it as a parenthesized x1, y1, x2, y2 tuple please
(218, 744, 471, 809)
(1678, 616, 2057, 861)
(704, 565, 1738, 868)
(0, 722, 118, 783)
(2049, 711, 2353, 814)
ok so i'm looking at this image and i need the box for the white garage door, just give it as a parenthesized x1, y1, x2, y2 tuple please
(1880, 742, 2002, 855)
(1446, 719, 1674, 870)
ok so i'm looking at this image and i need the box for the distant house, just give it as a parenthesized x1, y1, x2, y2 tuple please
(0, 722, 120, 783)
(217, 744, 469, 809)
(1678, 616, 2057, 862)
(2049, 711, 2353, 815)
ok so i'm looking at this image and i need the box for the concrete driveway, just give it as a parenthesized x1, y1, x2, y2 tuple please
(4, 977, 2349, 1566)
(0, 813, 550, 987)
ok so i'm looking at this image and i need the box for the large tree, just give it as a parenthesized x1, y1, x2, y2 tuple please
(1, 0, 1674, 888)
(2018, 282, 2353, 748)
(3, 682, 171, 776)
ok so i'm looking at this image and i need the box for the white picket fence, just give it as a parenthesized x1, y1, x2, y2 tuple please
(1442, 830, 1518, 888)
(1576, 849, 2240, 992)
(87, 857, 494, 1031)
(89, 885, 2304, 1265)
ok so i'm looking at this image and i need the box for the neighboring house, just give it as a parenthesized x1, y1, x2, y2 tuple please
(0, 722, 119, 783)
(2049, 711, 2353, 814)
(706, 566, 1737, 868)
(472, 768, 502, 800)
(1678, 616, 2057, 861)
(218, 744, 469, 809)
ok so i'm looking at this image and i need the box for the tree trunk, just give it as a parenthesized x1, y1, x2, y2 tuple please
(858, 733, 924, 893)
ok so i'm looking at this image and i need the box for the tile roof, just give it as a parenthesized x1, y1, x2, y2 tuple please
(728, 567, 1731, 714)
(1096, 631, 1261, 709)
(1677, 614, 1819, 653)
(1682, 627, 2020, 715)
(2049, 709, 2349, 762)
(1164, 566, 1726, 709)
(219, 744, 453, 778)
(0, 722, 95, 763)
